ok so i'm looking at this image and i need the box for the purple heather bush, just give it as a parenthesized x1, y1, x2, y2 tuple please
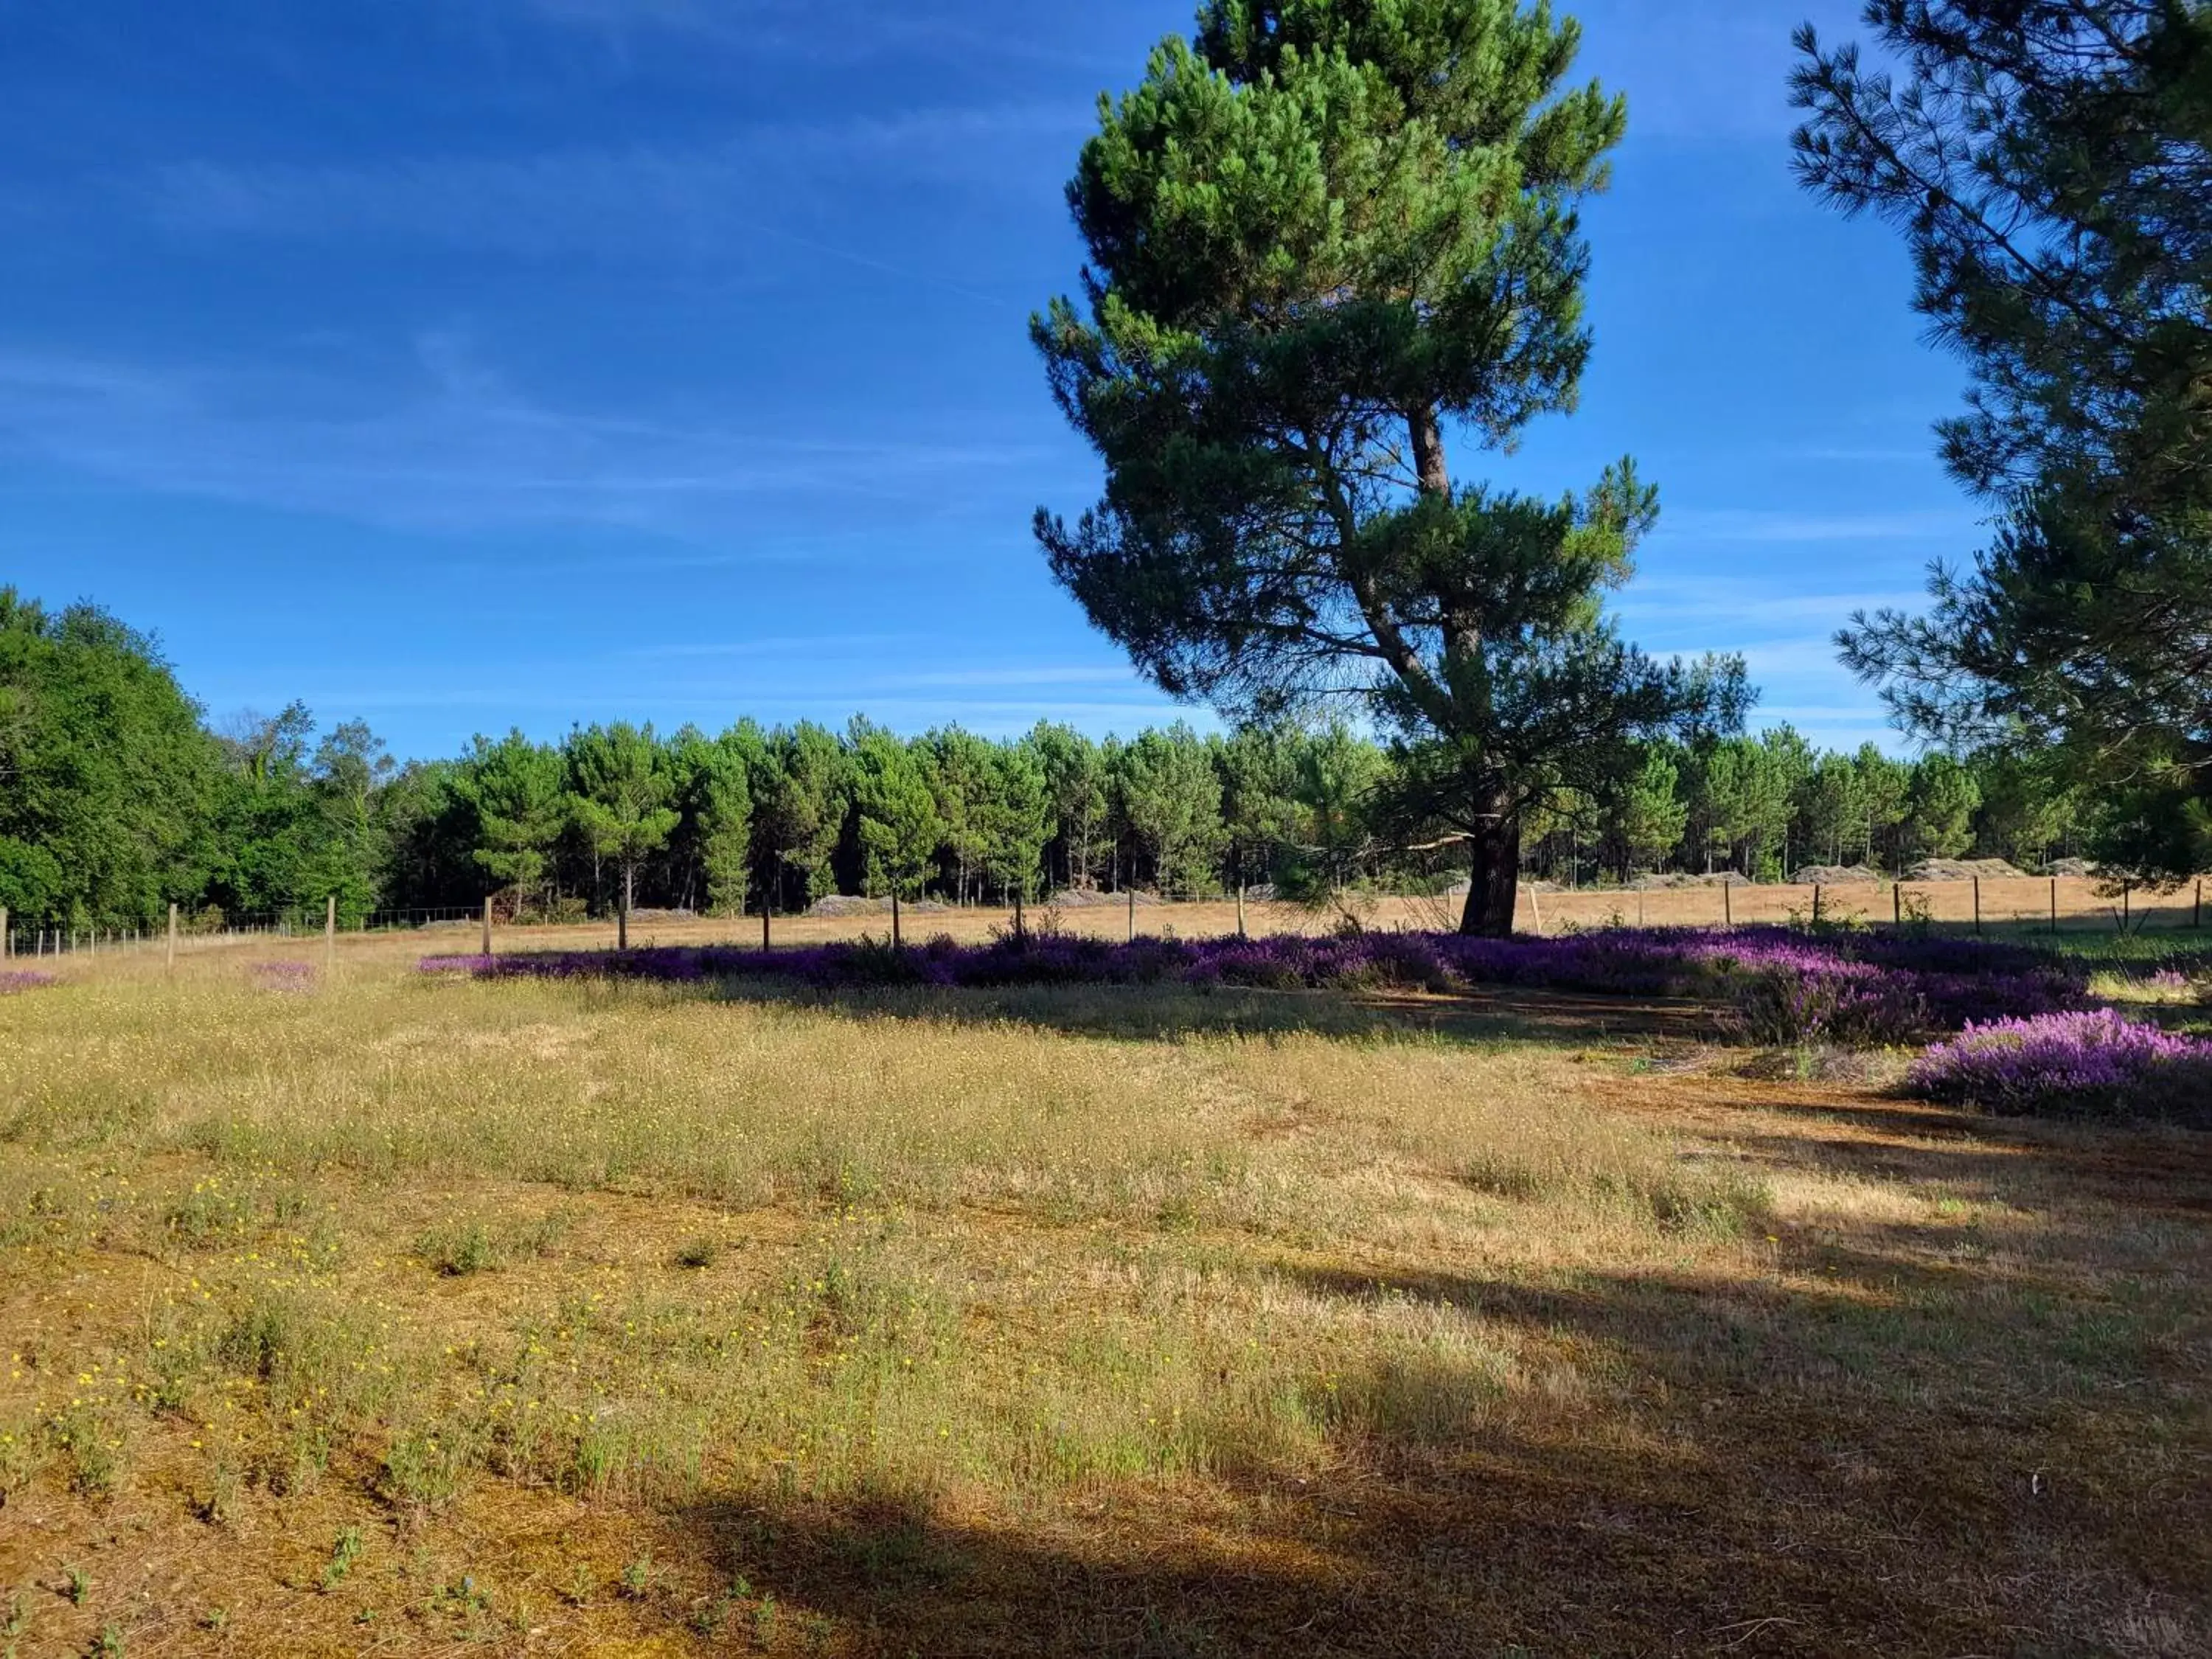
(0, 970, 59, 995)
(420, 925, 2093, 1045)
(252, 959, 318, 992)
(1907, 1009, 2212, 1123)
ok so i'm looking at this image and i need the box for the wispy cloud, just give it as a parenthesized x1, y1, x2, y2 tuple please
(1695, 635, 1848, 675)
(1757, 703, 1890, 724)
(876, 666, 1141, 689)
(279, 685, 1194, 743)
(1658, 506, 1982, 544)
(142, 105, 1081, 274)
(623, 633, 920, 660)
(512, 0, 1127, 72)
(1619, 578, 1926, 628)
(0, 338, 1048, 535)
(1790, 445, 1944, 465)
(521, 0, 740, 29)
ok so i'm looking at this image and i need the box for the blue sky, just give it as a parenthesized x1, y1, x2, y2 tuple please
(0, 0, 1972, 760)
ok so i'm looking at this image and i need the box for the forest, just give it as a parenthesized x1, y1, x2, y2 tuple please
(3, 584, 2100, 933)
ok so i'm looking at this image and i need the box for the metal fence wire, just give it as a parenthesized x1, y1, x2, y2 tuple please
(3, 874, 2205, 963)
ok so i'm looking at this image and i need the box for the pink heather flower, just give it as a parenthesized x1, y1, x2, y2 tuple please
(414, 924, 2101, 1048)
(1907, 1009, 2212, 1121)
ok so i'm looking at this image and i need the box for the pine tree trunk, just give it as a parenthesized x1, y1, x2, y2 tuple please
(1409, 406, 1450, 498)
(1458, 800, 1520, 937)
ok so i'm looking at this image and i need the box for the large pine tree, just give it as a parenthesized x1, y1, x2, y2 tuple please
(1798, 1, 2212, 880)
(1034, 0, 1744, 933)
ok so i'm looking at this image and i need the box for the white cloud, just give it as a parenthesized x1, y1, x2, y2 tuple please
(508, 0, 1127, 72)
(878, 666, 1143, 689)
(143, 105, 1081, 273)
(1657, 507, 1982, 544)
(0, 340, 1048, 535)
(622, 633, 920, 661)
(1790, 445, 1945, 465)
(1619, 578, 1926, 628)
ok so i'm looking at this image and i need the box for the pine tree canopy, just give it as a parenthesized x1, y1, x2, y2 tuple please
(1798, 1, 2212, 880)
(1033, 0, 1746, 933)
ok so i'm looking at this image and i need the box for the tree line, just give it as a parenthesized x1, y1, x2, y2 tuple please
(2, 585, 2108, 934)
(10, 5, 2202, 936)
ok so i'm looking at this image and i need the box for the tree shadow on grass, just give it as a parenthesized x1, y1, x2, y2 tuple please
(694, 973, 1721, 1052)
(1695, 1086, 2212, 1222)
(641, 1091, 2212, 1658)
(658, 1255, 2211, 1656)
(668, 1411, 1905, 1657)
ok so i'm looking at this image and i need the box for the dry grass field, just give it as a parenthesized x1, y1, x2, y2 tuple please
(435, 874, 2204, 947)
(2, 933, 2208, 1657)
(29, 874, 2189, 973)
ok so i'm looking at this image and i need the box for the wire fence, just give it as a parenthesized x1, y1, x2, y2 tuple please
(3, 874, 2205, 964)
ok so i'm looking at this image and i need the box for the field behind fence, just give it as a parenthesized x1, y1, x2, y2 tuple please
(5, 874, 2205, 970)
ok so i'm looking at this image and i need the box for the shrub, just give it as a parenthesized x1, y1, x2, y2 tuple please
(1725, 966, 1925, 1046)
(421, 925, 2100, 1043)
(251, 960, 316, 993)
(1906, 1009, 2212, 1123)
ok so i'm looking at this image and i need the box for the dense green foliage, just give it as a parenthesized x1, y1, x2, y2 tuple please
(1795, 1, 2212, 882)
(4, 591, 2123, 940)
(1034, 0, 1745, 933)
(0, 591, 221, 928)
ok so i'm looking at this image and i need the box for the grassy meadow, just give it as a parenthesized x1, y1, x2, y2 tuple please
(1, 931, 2208, 1656)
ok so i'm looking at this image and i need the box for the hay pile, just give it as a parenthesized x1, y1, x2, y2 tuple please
(1906, 858, 2028, 883)
(806, 894, 950, 917)
(1792, 864, 1884, 886)
(1044, 888, 1164, 908)
(1628, 870, 1753, 890)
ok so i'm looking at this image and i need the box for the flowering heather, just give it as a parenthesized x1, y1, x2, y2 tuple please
(0, 970, 58, 995)
(251, 959, 318, 992)
(1907, 1009, 2212, 1123)
(420, 925, 2090, 1043)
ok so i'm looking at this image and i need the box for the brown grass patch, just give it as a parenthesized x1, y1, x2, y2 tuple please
(0, 947, 2206, 1655)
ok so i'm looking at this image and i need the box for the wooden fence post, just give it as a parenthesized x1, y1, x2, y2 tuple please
(479, 895, 493, 959)
(891, 889, 902, 948)
(1127, 886, 1136, 943)
(2122, 882, 2132, 931)
(167, 902, 178, 971)
(1722, 880, 1732, 929)
(1893, 883, 1902, 928)
(761, 900, 771, 953)
(1236, 883, 1247, 939)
